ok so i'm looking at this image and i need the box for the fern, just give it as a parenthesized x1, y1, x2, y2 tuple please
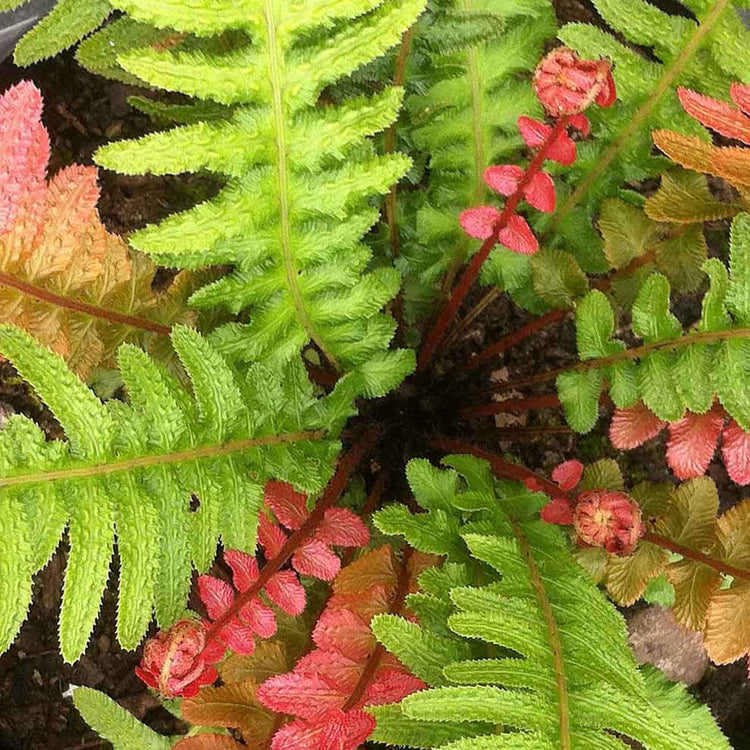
(397, 0, 555, 320)
(530, 193, 716, 315)
(370, 455, 731, 750)
(0, 323, 361, 662)
(548, 461, 750, 666)
(653, 82, 750, 189)
(87, 0, 424, 377)
(72, 686, 172, 750)
(549, 212, 750, 433)
(4, 0, 113, 66)
(547, 0, 750, 271)
(0, 80, 195, 378)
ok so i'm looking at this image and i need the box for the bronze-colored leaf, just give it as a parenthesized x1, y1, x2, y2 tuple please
(715, 499, 750, 570)
(218, 640, 291, 685)
(656, 477, 719, 551)
(667, 559, 721, 630)
(598, 198, 660, 270)
(653, 131, 750, 187)
(704, 580, 750, 664)
(605, 541, 668, 606)
(645, 170, 743, 224)
(332, 545, 397, 595)
(181, 680, 275, 747)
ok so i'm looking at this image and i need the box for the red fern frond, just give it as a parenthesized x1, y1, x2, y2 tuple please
(610, 401, 750, 485)
(677, 86, 750, 144)
(259, 480, 370, 581)
(418, 47, 616, 368)
(256, 546, 431, 750)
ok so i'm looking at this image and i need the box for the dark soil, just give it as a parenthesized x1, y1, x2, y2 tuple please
(0, 1, 749, 748)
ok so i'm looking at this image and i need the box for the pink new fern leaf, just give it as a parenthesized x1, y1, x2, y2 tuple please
(459, 47, 616, 251)
(197, 549, 306, 656)
(419, 47, 616, 368)
(259, 480, 370, 581)
(610, 401, 750, 485)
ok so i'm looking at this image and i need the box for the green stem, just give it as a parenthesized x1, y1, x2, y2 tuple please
(263, 2, 341, 372)
(544, 0, 732, 238)
(489, 325, 750, 393)
(0, 431, 325, 487)
(387, 26, 416, 341)
(512, 519, 570, 750)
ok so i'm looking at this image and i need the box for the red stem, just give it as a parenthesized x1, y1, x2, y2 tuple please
(459, 393, 561, 420)
(341, 545, 415, 711)
(643, 532, 750, 582)
(467, 309, 567, 371)
(464, 243, 663, 371)
(0, 271, 171, 336)
(204, 428, 381, 644)
(417, 115, 572, 371)
(431, 436, 568, 502)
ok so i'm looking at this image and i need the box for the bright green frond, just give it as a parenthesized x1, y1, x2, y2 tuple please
(92, 0, 424, 375)
(0, 329, 350, 661)
(372, 457, 730, 750)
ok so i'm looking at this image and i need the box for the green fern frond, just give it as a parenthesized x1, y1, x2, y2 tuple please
(90, 0, 424, 375)
(72, 687, 172, 750)
(0, 325, 361, 662)
(11, 0, 112, 66)
(550, 0, 749, 269)
(557, 212, 750, 432)
(396, 0, 555, 320)
(370, 456, 730, 750)
(75, 15, 177, 85)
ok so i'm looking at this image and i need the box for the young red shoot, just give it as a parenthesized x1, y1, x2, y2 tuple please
(417, 47, 616, 370)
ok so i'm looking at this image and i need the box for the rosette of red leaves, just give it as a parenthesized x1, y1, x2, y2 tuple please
(256, 546, 429, 750)
(534, 460, 644, 555)
(258, 480, 370, 581)
(460, 47, 616, 254)
(610, 400, 750, 485)
(533, 46, 616, 116)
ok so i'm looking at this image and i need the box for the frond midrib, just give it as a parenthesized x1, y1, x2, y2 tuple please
(262, 2, 342, 371)
(511, 518, 571, 749)
(0, 430, 324, 488)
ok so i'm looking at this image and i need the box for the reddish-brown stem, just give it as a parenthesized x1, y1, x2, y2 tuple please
(431, 436, 569, 501)
(0, 271, 172, 336)
(204, 428, 381, 645)
(341, 545, 414, 711)
(417, 116, 573, 370)
(643, 532, 750, 582)
(460, 394, 561, 420)
(464, 244, 663, 371)
(467, 308, 568, 370)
